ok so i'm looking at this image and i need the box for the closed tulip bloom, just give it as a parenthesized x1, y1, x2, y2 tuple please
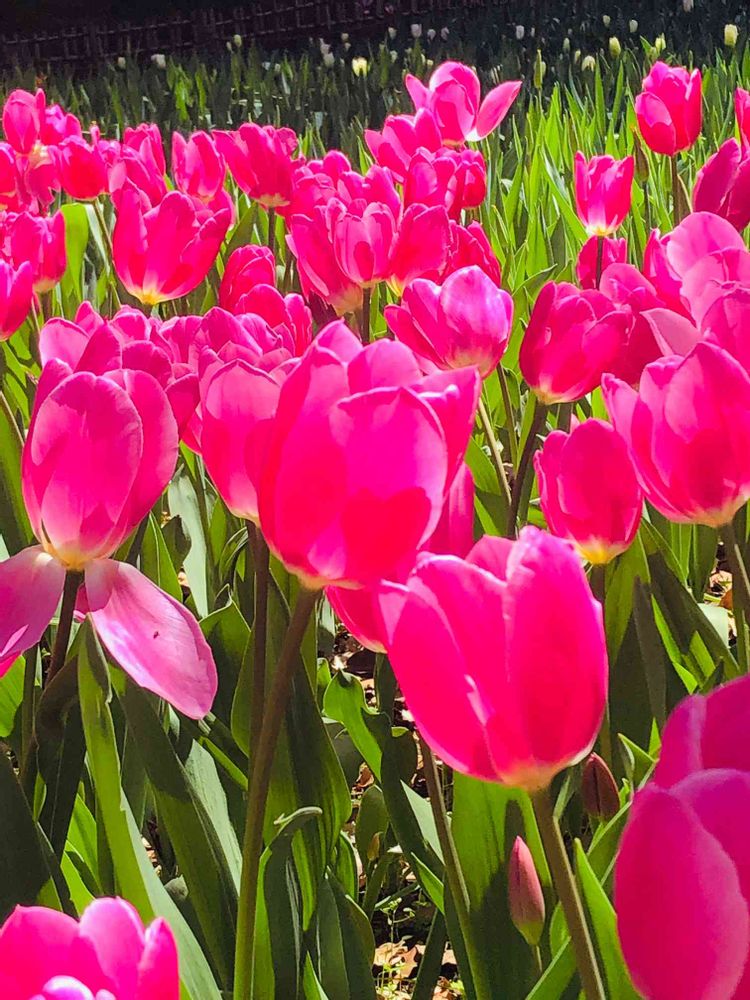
(442, 220, 502, 286)
(693, 138, 750, 231)
(603, 342, 750, 526)
(365, 108, 444, 182)
(259, 322, 480, 589)
(108, 144, 168, 211)
(330, 199, 397, 287)
(0, 143, 21, 212)
(0, 897, 179, 1000)
(402, 146, 487, 219)
(405, 61, 521, 144)
(387, 202, 452, 293)
(2, 89, 45, 155)
(635, 62, 702, 156)
(0, 260, 33, 339)
(378, 527, 608, 789)
(214, 123, 298, 208)
(55, 135, 108, 200)
(219, 245, 277, 312)
(288, 205, 364, 315)
(0, 361, 217, 717)
(123, 122, 166, 176)
(508, 837, 546, 947)
(113, 189, 230, 305)
(615, 674, 750, 1000)
(519, 281, 628, 403)
(576, 235, 627, 290)
(171, 130, 226, 204)
(3, 210, 66, 293)
(385, 265, 513, 378)
(574, 153, 634, 236)
(736, 87, 750, 148)
(534, 419, 643, 563)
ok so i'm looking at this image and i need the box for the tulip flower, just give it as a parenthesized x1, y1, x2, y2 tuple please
(378, 526, 608, 789)
(603, 342, 750, 527)
(442, 220, 502, 285)
(2, 89, 46, 155)
(287, 205, 364, 315)
(402, 146, 487, 219)
(0, 897, 179, 1000)
(123, 122, 166, 176)
(385, 265, 513, 378)
(112, 189, 230, 305)
(0, 259, 33, 339)
(214, 123, 298, 209)
(519, 281, 628, 403)
(581, 753, 620, 821)
(108, 144, 168, 211)
(736, 87, 750, 148)
(597, 263, 662, 384)
(2, 210, 66, 293)
(635, 62, 702, 155)
(508, 837, 546, 947)
(230, 284, 313, 356)
(327, 463, 475, 651)
(615, 674, 750, 1000)
(692, 138, 750, 231)
(576, 235, 627, 290)
(387, 203, 452, 293)
(171, 129, 228, 209)
(405, 61, 522, 144)
(219, 245, 277, 314)
(258, 322, 480, 589)
(0, 361, 217, 717)
(573, 153, 634, 236)
(55, 135, 108, 201)
(534, 419, 643, 563)
(364, 108, 444, 182)
(39, 102, 82, 147)
(0, 142, 21, 211)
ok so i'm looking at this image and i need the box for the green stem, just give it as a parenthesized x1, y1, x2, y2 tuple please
(720, 520, 750, 673)
(419, 735, 492, 1000)
(360, 286, 372, 344)
(0, 383, 24, 452)
(266, 206, 276, 259)
(21, 645, 38, 770)
(234, 586, 319, 999)
(506, 401, 547, 538)
(670, 155, 685, 225)
(595, 235, 604, 289)
(589, 563, 613, 766)
(93, 197, 122, 308)
(531, 787, 605, 1000)
(477, 396, 511, 507)
(247, 523, 270, 767)
(47, 571, 83, 685)
(497, 365, 519, 465)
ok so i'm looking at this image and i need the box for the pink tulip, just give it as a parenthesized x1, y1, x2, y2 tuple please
(405, 61, 521, 144)
(442, 220, 502, 286)
(576, 235, 627, 290)
(2, 89, 46, 155)
(508, 837, 546, 947)
(289, 155, 401, 221)
(387, 202, 452, 293)
(574, 153, 634, 236)
(0, 361, 217, 717)
(327, 462, 475, 651)
(108, 144, 168, 211)
(55, 135, 108, 201)
(113, 189, 230, 305)
(0, 897, 179, 1000)
(327, 199, 397, 288)
(597, 263, 662, 384)
(258, 321, 479, 588)
(534, 418, 643, 563)
(402, 146, 487, 219)
(635, 62, 702, 156)
(40, 102, 82, 147)
(214, 123, 298, 208)
(519, 281, 628, 403)
(219, 245, 277, 312)
(0, 260, 33, 339)
(378, 526, 607, 789)
(603, 342, 750, 526)
(287, 205, 364, 315)
(230, 285, 313, 357)
(365, 108, 444, 182)
(615, 674, 750, 1000)
(171, 130, 226, 204)
(1, 210, 66, 294)
(385, 265, 513, 378)
(123, 123, 166, 177)
(0, 142, 22, 212)
(736, 87, 750, 149)
(693, 138, 750, 231)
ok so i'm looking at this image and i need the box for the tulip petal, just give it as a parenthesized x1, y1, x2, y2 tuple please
(0, 546, 65, 664)
(74, 898, 144, 997)
(84, 560, 217, 718)
(136, 918, 179, 1000)
(472, 81, 522, 139)
(0, 906, 79, 1000)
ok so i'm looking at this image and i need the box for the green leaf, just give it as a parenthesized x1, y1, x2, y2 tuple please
(0, 391, 32, 556)
(0, 656, 24, 739)
(60, 203, 90, 303)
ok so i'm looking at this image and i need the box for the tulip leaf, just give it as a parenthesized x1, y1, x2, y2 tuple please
(307, 875, 377, 1000)
(0, 655, 24, 740)
(60, 202, 90, 306)
(0, 390, 32, 556)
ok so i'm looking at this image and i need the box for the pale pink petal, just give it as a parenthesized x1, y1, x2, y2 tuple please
(0, 546, 64, 663)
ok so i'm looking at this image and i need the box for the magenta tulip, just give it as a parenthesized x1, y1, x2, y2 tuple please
(401, 147, 487, 219)
(2, 89, 46, 156)
(0, 259, 33, 339)
(112, 189, 230, 305)
(55, 135, 108, 201)
(385, 265, 513, 378)
(534, 418, 643, 563)
(123, 122, 166, 176)
(0, 897, 178, 1000)
(635, 62, 702, 156)
(442, 220, 502, 286)
(693, 138, 750, 231)
(171, 130, 226, 204)
(574, 153, 634, 236)
(597, 263, 662, 384)
(2, 209, 66, 293)
(737, 87, 750, 149)
(214, 123, 298, 209)
(576, 235, 627, 290)
(258, 322, 479, 589)
(508, 837, 546, 947)
(219, 245, 277, 312)
(378, 527, 608, 790)
(0, 361, 217, 717)
(365, 108, 444, 182)
(519, 281, 627, 403)
(603, 342, 750, 526)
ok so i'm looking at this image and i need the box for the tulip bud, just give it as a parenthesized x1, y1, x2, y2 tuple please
(631, 128, 649, 183)
(352, 57, 369, 77)
(654, 34, 666, 53)
(427, 28, 436, 41)
(323, 52, 335, 68)
(388, 26, 397, 39)
(516, 24, 525, 40)
(682, 0, 694, 10)
(341, 32, 349, 42)
(533, 50, 546, 88)
(629, 19, 638, 33)
(582, 753, 621, 821)
(508, 838, 546, 946)
(152, 53, 166, 69)
(609, 36, 622, 57)
(441, 27, 450, 40)
(233, 34, 242, 47)
(602, 14, 611, 26)
(725, 24, 739, 48)
(117, 56, 126, 69)
(411, 23, 422, 38)
(582, 55, 596, 71)
(563, 37, 571, 53)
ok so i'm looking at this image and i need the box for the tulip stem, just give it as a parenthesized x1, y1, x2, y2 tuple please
(531, 787, 606, 1000)
(670, 156, 685, 225)
(418, 735, 492, 1000)
(589, 563, 613, 767)
(247, 523, 270, 767)
(93, 198, 122, 309)
(497, 366, 519, 465)
(507, 401, 547, 538)
(21, 644, 38, 771)
(266, 206, 276, 258)
(478, 396, 512, 507)
(234, 586, 319, 1000)
(360, 287, 372, 344)
(595, 236, 604, 289)
(47, 571, 83, 685)
(0, 382, 24, 452)
(720, 521, 750, 673)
